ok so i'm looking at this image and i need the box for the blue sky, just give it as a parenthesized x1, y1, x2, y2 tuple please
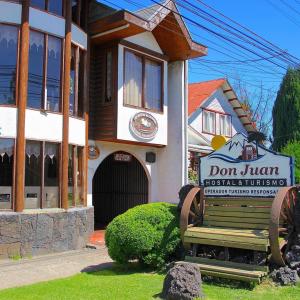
(98, 0, 300, 133)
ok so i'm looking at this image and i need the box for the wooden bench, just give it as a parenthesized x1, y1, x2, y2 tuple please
(179, 186, 298, 282)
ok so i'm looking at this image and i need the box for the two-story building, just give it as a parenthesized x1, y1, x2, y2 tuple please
(0, 0, 207, 258)
(188, 78, 255, 174)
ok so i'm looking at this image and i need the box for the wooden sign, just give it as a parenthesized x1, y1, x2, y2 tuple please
(200, 133, 294, 197)
(114, 153, 132, 162)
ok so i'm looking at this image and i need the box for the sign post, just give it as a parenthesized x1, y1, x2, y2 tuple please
(199, 133, 294, 198)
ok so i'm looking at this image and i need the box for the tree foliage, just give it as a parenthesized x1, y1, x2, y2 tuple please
(272, 68, 300, 151)
(281, 140, 300, 184)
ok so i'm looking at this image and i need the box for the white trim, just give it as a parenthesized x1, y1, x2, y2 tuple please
(91, 24, 130, 39)
(0, 1, 21, 24)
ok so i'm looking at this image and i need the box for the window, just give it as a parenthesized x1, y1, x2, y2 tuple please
(25, 141, 60, 209)
(203, 109, 216, 134)
(220, 114, 232, 137)
(124, 49, 163, 112)
(72, 0, 87, 28)
(68, 145, 84, 207)
(30, 0, 63, 16)
(0, 138, 14, 209)
(27, 30, 62, 112)
(69, 44, 85, 117)
(0, 24, 18, 105)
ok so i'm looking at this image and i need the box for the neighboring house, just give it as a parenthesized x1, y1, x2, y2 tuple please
(188, 78, 256, 176)
(0, 0, 207, 258)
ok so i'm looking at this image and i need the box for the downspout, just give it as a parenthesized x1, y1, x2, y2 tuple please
(183, 60, 188, 184)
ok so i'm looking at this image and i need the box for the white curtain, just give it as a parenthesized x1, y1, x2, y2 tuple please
(0, 139, 14, 162)
(145, 59, 161, 111)
(26, 141, 41, 158)
(45, 143, 58, 161)
(0, 24, 18, 45)
(220, 114, 225, 135)
(124, 51, 142, 107)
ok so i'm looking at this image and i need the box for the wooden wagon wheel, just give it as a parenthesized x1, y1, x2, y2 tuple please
(269, 186, 299, 266)
(180, 187, 204, 249)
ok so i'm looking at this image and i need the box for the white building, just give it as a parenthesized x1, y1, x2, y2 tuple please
(187, 78, 255, 174)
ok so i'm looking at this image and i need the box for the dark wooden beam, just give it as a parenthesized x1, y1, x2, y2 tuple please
(15, 0, 30, 212)
(61, 0, 72, 209)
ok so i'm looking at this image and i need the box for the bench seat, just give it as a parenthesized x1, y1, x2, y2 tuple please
(184, 226, 270, 252)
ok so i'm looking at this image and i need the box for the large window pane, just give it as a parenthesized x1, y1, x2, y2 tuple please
(0, 25, 18, 105)
(68, 145, 74, 206)
(48, 0, 62, 15)
(47, 36, 62, 112)
(72, 0, 79, 23)
(25, 141, 41, 209)
(75, 147, 84, 206)
(28, 31, 44, 110)
(43, 143, 59, 208)
(30, 0, 46, 10)
(77, 49, 84, 117)
(69, 46, 76, 115)
(124, 51, 142, 107)
(145, 59, 162, 111)
(0, 138, 14, 209)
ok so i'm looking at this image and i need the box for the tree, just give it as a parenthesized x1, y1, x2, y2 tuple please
(281, 140, 300, 184)
(272, 68, 300, 151)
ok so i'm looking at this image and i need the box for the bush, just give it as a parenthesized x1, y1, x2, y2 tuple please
(281, 140, 300, 183)
(105, 202, 181, 269)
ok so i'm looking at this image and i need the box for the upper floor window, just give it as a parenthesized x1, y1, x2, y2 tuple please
(72, 0, 87, 29)
(27, 30, 62, 112)
(124, 49, 163, 112)
(0, 24, 18, 105)
(70, 44, 85, 117)
(31, 0, 63, 16)
(203, 109, 216, 134)
(220, 114, 232, 137)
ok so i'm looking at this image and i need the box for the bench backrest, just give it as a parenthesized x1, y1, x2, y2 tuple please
(203, 197, 274, 230)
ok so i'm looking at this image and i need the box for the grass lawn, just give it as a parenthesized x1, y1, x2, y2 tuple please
(0, 265, 300, 300)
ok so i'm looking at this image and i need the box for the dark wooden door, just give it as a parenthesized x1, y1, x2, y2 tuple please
(93, 152, 148, 227)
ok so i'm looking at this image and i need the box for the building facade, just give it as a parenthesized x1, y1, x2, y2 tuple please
(187, 79, 256, 179)
(0, 0, 206, 258)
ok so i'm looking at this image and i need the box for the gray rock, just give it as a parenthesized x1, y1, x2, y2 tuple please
(162, 263, 204, 300)
(271, 266, 300, 285)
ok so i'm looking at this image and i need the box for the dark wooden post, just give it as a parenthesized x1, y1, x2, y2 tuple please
(15, 0, 30, 212)
(61, 0, 72, 209)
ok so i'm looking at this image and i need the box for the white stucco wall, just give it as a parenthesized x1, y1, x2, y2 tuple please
(0, 1, 21, 24)
(156, 60, 187, 203)
(87, 141, 159, 207)
(116, 44, 168, 145)
(189, 88, 247, 143)
(124, 32, 163, 54)
(0, 107, 17, 138)
(69, 117, 86, 146)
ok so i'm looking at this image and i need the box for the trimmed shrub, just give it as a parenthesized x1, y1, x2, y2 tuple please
(105, 202, 181, 269)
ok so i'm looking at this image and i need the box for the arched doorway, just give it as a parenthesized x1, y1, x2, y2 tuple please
(92, 151, 149, 228)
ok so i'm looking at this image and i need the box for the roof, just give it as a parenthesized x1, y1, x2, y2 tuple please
(89, 0, 207, 61)
(188, 78, 225, 115)
(188, 78, 256, 133)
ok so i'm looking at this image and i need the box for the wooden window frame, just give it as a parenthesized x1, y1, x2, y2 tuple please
(219, 112, 232, 138)
(30, 0, 64, 17)
(0, 23, 20, 108)
(69, 43, 86, 118)
(0, 137, 16, 211)
(28, 29, 63, 113)
(24, 140, 61, 209)
(123, 48, 164, 113)
(202, 108, 216, 135)
(68, 144, 84, 208)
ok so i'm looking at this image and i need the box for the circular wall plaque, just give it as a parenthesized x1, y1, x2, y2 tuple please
(88, 145, 100, 160)
(130, 112, 158, 140)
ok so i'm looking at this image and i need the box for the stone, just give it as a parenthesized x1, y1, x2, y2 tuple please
(162, 263, 204, 300)
(271, 266, 300, 285)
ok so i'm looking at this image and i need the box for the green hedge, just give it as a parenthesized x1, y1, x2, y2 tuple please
(105, 202, 181, 269)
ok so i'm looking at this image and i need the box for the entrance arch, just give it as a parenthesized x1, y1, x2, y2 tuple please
(92, 151, 149, 228)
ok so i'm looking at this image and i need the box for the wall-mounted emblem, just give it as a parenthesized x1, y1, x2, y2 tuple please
(88, 145, 100, 160)
(130, 112, 158, 140)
